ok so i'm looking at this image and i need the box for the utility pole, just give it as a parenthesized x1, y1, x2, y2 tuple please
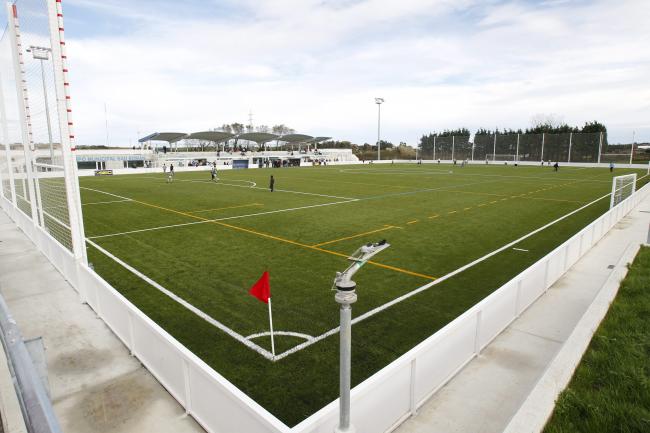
(375, 98, 384, 161)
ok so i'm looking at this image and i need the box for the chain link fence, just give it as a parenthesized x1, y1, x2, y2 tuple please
(418, 132, 636, 164)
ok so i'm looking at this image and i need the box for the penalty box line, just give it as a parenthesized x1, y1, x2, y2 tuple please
(81, 187, 437, 281)
(272, 186, 621, 360)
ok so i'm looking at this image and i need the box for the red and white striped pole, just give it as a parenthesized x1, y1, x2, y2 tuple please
(47, 0, 88, 265)
(7, 3, 41, 228)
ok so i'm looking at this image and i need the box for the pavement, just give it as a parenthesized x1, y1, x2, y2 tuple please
(0, 211, 205, 433)
(395, 194, 650, 433)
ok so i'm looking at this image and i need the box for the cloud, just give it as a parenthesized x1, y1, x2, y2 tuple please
(50, 0, 650, 146)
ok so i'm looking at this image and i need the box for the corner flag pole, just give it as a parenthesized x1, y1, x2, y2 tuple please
(268, 298, 276, 358)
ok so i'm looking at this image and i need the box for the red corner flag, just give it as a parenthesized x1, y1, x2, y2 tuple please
(249, 271, 270, 304)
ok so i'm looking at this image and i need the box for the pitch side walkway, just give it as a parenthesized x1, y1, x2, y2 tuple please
(0, 211, 205, 433)
(396, 195, 650, 433)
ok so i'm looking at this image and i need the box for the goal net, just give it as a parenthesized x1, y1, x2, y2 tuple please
(610, 174, 636, 209)
(486, 154, 516, 162)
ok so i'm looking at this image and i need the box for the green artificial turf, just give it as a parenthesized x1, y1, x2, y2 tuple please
(79, 163, 648, 425)
(543, 246, 650, 433)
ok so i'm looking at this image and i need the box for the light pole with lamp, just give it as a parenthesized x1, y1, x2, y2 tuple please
(333, 240, 391, 433)
(375, 97, 384, 161)
(26, 46, 54, 163)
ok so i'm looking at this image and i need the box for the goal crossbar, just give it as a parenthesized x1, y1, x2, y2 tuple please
(610, 173, 636, 209)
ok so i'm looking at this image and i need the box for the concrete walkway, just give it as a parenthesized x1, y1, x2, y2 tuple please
(0, 211, 204, 433)
(396, 197, 650, 433)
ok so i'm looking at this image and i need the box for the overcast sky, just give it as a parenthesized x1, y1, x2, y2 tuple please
(8, 0, 650, 146)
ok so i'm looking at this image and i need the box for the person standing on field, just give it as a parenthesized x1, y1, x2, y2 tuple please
(269, 175, 275, 192)
(163, 163, 167, 173)
(610, 161, 614, 172)
(554, 162, 559, 171)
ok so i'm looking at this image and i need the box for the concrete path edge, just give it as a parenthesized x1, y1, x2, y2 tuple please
(502, 241, 643, 433)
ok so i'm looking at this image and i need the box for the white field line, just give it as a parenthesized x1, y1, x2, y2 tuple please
(83, 193, 358, 240)
(271, 186, 625, 360)
(83, 199, 133, 206)
(81, 187, 132, 202)
(82, 178, 496, 239)
(245, 331, 315, 342)
(183, 178, 357, 200)
(513, 248, 529, 252)
(121, 175, 355, 201)
(85, 238, 276, 361)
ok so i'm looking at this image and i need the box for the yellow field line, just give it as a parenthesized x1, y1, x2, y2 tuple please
(428, 214, 439, 219)
(311, 225, 397, 247)
(464, 207, 472, 211)
(407, 220, 419, 225)
(122, 197, 437, 281)
(448, 210, 457, 214)
(439, 188, 583, 204)
(188, 203, 263, 214)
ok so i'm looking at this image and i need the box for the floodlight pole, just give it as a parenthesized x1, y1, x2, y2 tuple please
(630, 130, 635, 165)
(27, 46, 54, 163)
(333, 240, 390, 433)
(375, 98, 384, 161)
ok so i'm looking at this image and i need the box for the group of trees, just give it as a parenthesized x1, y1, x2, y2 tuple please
(420, 121, 608, 151)
(216, 123, 296, 136)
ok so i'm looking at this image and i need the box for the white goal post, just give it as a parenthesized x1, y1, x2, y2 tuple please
(610, 173, 636, 209)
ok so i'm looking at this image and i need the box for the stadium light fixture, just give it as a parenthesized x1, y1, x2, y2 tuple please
(333, 240, 391, 433)
(375, 98, 384, 161)
(26, 46, 54, 162)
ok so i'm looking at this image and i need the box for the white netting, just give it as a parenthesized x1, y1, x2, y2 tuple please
(0, 0, 76, 251)
(486, 154, 516, 161)
(16, 0, 73, 249)
(0, 26, 32, 216)
(610, 174, 636, 209)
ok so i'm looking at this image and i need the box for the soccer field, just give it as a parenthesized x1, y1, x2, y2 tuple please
(80, 163, 647, 425)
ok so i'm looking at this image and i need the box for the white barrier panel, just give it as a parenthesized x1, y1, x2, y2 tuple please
(2, 176, 649, 433)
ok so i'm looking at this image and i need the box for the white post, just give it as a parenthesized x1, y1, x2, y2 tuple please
(451, 136, 455, 161)
(433, 135, 436, 160)
(568, 132, 572, 163)
(540, 133, 545, 163)
(38, 58, 54, 163)
(48, 0, 88, 264)
(597, 132, 603, 164)
(8, 3, 39, 227)
(629, 141, 634, 166)
(268, 298, 275, 358)
(0, 72, 17, 206)
(515, 133, 520, 162)
(376, 99, 382, 161)
(492, 134, 497, 162)
(471, 142, 474, 161)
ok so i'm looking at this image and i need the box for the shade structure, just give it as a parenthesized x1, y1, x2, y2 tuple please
(278, 134, 314, 143)
(237, 132, 279, 144)
(138, 132, 187, 143)
(186, 131, 235, 143)
(309, 136, 332, 143)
